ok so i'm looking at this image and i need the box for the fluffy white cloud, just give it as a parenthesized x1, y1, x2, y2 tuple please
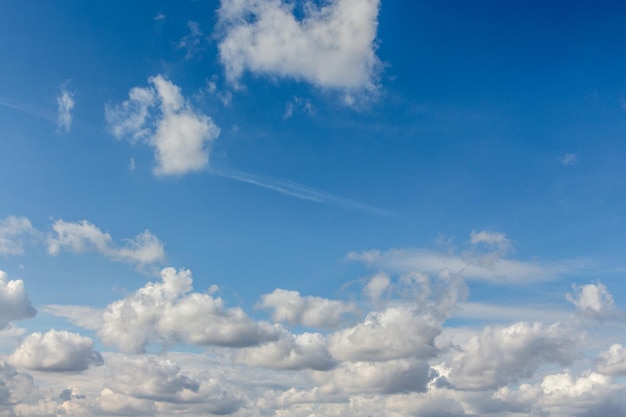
(106, 75, 220, 176)
(0, 360, 40, 410)
(362, 272, 390, 301)
(445, 322, 581, 389)
(99, 267, 279, 353)
(235, 331, 335, 370)
(567, 282, 616, 320)
(56, 85, 74, 133)
(313, 359, 431, 395)
(0, 270, 36, 329)
(597, 344, 626, 376)
(47, 219, 165, 267)
(328, 305, 441, 361)
(9, 329, 103, 372)
(258, 288, 356, 328)
(0, 215, 34, 256)
(217, 0, 382, 94)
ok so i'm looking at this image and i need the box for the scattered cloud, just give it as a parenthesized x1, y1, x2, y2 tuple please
(258, 289, 356, 329)
(217, 0, 382, 97)
(177, 21, 204, 59)
(106, 75, 220, 176)
(567, 282, 617, 320)
(56, 85, 74, 133)
(98, 267, 279, 353)
(559, 152, 578, 166)
(0, 270, 36, 329)
(8, 330, 103, 372)
(154, 12, 166, 21)
(47, 219, 165, 267)
(0, 216, 35, 256)
(283, 96, 313, 119)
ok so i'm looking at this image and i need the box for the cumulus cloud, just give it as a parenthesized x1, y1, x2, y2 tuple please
(235, 331, 335, 370)
(217, 0, 382, 96)
(0, 360, 40, 410)
(47, 219, 165, 267)
(362, 272, 390, 302)
(9, 330, 103, 372)
(56, 85, 74, 133)
(445, 321, 581, 389)
(567, 282, 617, 320)
(106, 75, 220, 176)
(258, 289, 356, 328)
(0, 270, 36, 329)
(0, 215, 35, 256)
(313, 359, 431, 395)
(99, 267, 279, 353)
(597, 344, 626, 376)
(328, 305, 441, 361)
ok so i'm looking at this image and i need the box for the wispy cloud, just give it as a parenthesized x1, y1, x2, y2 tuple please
(559, 152, 577, 166)
(211, 166, 399, 218)
(0, 96, 55, 122)
(56, 85, 75, 133)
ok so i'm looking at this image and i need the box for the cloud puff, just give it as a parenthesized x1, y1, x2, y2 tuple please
(8, 329, 103, 372)
(235, 331, 335, 370)
(106, 75, 220, 176)
(99, 267, 279, 353)
(567, 282, 616, 320)
(258, 289, 356, 329)
(597, 344, 626, 376)
(445, 322, 581, 389)
(0, 271, 36, 329)
(313, 359, 431, 395)
(0, 216, 35, 256)
(47, 219, 165, 267)
(217, 0, 382, 95)
(56, 85, 74, 133)
(328, 305, 441, 361)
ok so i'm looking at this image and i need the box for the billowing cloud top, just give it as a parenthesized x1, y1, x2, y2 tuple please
(217, 0, 382, 96)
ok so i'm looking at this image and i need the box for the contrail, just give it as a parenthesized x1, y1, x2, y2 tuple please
(211, 166, 402, 218)
(0, 96, 55, 123)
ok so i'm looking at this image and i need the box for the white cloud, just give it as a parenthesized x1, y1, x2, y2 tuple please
(559, 152, 578, 166)
(8, 329, 103, 372)
(328, 305, 441, 361)
(469, 229, 511, 253)
(99, 267, 279, 353)
(362, 272, 391, 302)
(313, 359, 431, 395)
(0, 360, 40, 410)
(106, 75, 220, 176)
(0, 270, 36, 329)
(0, 216, 34, 256)
(567, 282, 616, 320)
(258, 288, 356, 328)
(47, 219, 165, 267)
(56, 85, 74, 133)
(235, 331, 335, 370)
(445, 321, 581, 389)
(597, 344, 626, 376)
(217, 0, 382, 95)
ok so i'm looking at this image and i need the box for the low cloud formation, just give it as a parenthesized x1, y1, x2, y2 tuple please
(217, 0, 382, 97)
(9, 330, 103, 372)
(56, 85, 74, 133)
(258, 289, 356, 328)
(47, 219, 165, 267)
(0, 271, 36, 329)
(99, 267, 279, 353)
(106, 75, 220, 176)
(0, 216, 35, 256)
(567, 282, 617, 320)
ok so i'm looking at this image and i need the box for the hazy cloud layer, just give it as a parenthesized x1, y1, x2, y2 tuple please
(106, 75, 220, 176)
(217, 0, 382, 96)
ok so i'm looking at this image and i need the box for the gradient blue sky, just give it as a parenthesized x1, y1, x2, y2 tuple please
(1, 1, 626, 416)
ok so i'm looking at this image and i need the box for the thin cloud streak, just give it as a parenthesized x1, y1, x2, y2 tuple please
(0, 96, 55, 123)
(211, 167, 401, 218)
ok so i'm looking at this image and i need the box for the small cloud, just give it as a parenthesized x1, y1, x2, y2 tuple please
(154, 12, 166, 21)
(283, 96, 313, 119)
(558, 153, 577, 167)
(566, 282, 617, 320)
(56, 84, 74, 133)
(129, 158, 136, 173)
(178, 21, 204, 59)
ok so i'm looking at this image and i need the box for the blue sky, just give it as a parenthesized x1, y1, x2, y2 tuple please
(1, 1, 626, 416)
